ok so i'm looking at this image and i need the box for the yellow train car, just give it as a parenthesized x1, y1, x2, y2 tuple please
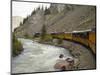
(88, 31, 96, 54)
(71, 29, 96, 54)
(51, 29, 96, 54)
(64, 33, 73, 40)
(72, 30, 89, 47)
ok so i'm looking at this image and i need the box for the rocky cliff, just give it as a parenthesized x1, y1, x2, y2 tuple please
(14, 3, 96, 38)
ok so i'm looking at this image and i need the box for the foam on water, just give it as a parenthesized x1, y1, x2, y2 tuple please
(12, 38, 72, 73)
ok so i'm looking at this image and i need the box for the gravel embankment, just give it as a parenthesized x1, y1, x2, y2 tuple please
(59, 40, 96, 70)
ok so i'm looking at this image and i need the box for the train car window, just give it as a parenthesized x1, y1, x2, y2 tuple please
(81, 32, 89, 39)
(72, 32, 89, 39)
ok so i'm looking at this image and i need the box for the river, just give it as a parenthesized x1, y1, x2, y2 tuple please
(12, 38, 73, 73)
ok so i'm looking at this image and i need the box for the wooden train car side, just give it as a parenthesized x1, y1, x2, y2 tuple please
(51, 30, 96, 54)
(88, 31, 96, 54)
(71, 31, 96, 54)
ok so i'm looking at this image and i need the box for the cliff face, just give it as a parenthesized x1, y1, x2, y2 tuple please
(47, 5, 96, 33)
(14, 8, 45, 37)
(14, 4, 96, 38)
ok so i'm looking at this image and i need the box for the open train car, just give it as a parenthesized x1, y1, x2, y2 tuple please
(51, 29, 96, 54)
(64, 29, 96, 54)
(72, 29, 96, 54)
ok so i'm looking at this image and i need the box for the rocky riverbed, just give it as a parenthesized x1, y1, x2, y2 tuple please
(39, 39, 96, 70)
(63, 40, 96, 69)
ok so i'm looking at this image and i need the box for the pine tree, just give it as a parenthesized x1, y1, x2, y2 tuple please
(44, 7, 50, 15)
(31, 10, 36, 15)
(23, 16, 28, 24)
(20, 22, 23, 26)
(40, 24, 47, 41)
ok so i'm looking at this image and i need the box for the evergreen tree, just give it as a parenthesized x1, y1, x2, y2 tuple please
(31, 9, 36, 15)
(37, 6, 40, 10)
(40, 24, 47, 41)
(22, 16, 29, 24)
(44, 7, 50, 15)
(20, 22, 23, 26)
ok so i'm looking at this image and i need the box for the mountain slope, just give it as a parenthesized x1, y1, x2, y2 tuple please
(14, 4, 96, 37)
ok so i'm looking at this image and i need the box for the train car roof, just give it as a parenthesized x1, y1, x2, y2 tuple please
(72, 29, 92, 33)
(64, 29, 92, 33)
(47, 28, 95, 34)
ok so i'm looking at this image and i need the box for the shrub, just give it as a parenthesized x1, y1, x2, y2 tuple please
(12, 33, 23, 57)
(57, 38, 63, 44)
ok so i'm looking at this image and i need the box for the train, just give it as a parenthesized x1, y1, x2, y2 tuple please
(51, 29, 96, 54)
